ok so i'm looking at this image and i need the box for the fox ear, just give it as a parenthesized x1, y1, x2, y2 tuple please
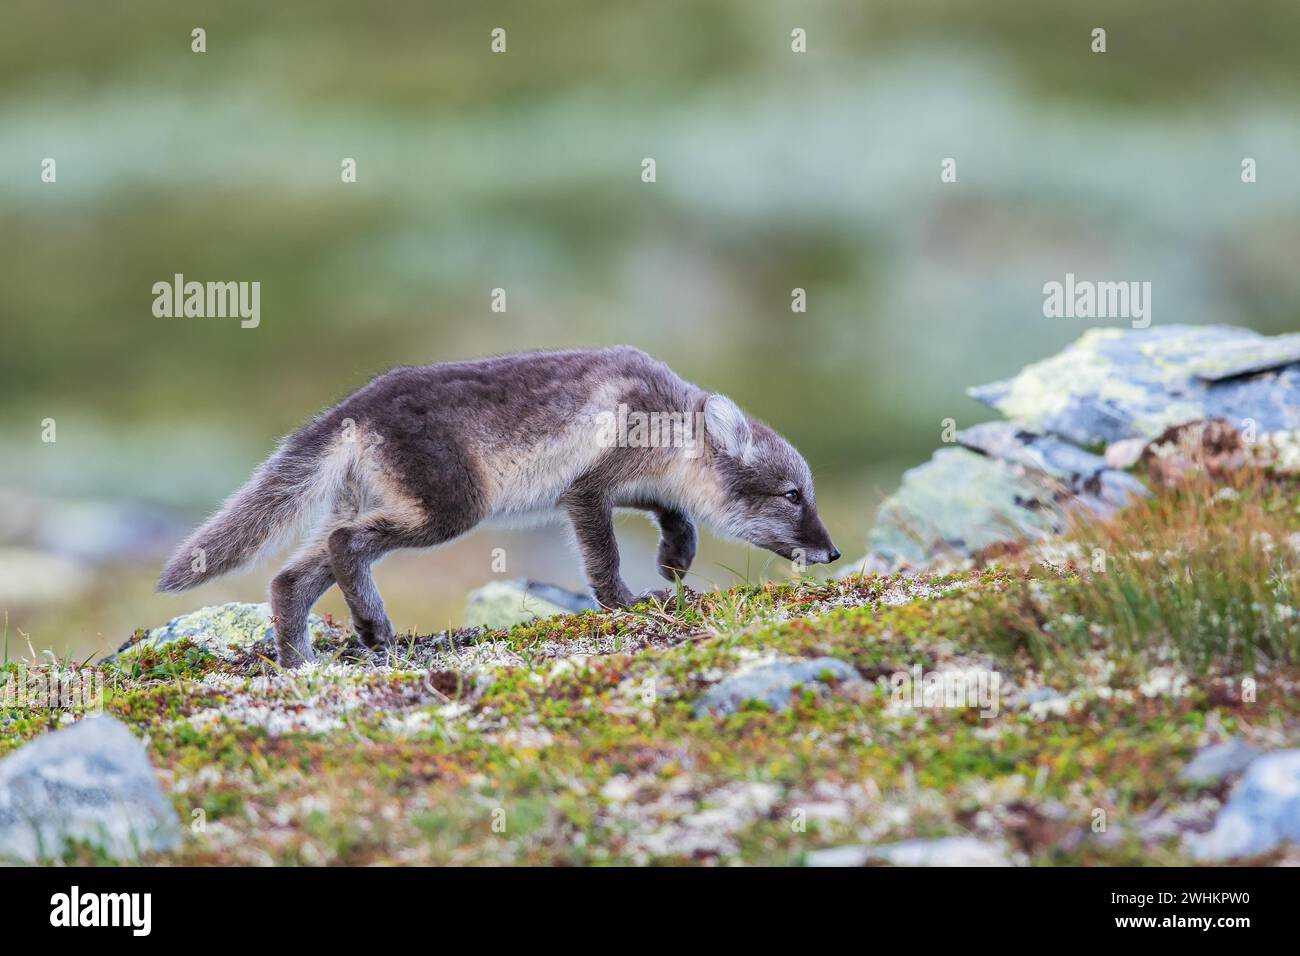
(704, 395, 754, 463)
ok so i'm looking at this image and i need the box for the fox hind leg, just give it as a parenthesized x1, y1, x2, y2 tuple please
(326, 516, 399, 650)
(270, 541, 336, 666)
(327, 504, 480, 651)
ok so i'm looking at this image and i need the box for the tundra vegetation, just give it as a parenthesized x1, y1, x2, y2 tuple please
(4, 464, 1298, 865)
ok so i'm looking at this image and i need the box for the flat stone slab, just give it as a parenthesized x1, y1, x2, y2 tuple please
(0, 715, 181, 863)
(694, 657, 863, 717)
(968, 325, 1300, 447)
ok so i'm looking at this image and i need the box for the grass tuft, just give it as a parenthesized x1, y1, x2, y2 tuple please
(973, 468, 1300, 673)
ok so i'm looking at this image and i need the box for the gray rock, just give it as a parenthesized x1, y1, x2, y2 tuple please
(1021, 687, 1065, 705)
(866, 439, 1148, 569)
(1185, 750, 1300, 860)
(112, 601, 340, 661)
(463, 579, 596, 631)
(962, 420, 1151, 521)
(1104, 437, 1148, 470)
(0, 715, 181, 863)
(511, 580, 598, 614)
(868, 447, 1060, 568)
(1137, 797, 1221, 845)
(968, 325, 1300, 447)
(1179, 738, 1260, 787)
(808, 837, 1010, 867)
(958, 422, 1149, 509)
(695, 657, 863, 717)
(957, 420, 1110, 484)
(873, 837, 1012, 867)
(805, 845, 873, 867)
(855, 325, 1300, 570)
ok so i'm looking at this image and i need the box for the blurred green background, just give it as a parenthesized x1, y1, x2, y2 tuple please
(3, 0, 1299, 660)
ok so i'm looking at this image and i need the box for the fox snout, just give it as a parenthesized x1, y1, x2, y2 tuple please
(766, 522, 839, 565)
(801, 539, 841, 564)
(769, 541, 839, 564)
(800, 512, 840, 564)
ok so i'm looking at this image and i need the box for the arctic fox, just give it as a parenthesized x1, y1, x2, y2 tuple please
(159, 347, 839, 665)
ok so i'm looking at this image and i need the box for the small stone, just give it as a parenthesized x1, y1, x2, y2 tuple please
(809, 837, 1011, 867)
(1022, 688, 1063, 704)
(463, 579, 595, 630)
(1185, 750, 1300, 860)
(694, 657, 863, 717)
(806, 845, 872, 867)
(1105, 437, 1148, 470)
(1179, 738, 1259, 787)
(871, 836, 1011, 867)
(0, 715, 181, 863)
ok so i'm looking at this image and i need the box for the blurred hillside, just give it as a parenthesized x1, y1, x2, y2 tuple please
(1, 0, 1298, 658)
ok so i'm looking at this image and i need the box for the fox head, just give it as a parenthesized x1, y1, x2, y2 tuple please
(700, 394, 840, 566)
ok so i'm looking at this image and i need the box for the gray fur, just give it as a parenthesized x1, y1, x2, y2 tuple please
(158, 347, 838, 665)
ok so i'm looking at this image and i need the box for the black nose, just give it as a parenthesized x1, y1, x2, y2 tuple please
(828, 548, 841, 562)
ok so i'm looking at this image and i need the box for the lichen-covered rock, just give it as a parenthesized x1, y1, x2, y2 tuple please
(0, 715, 181, 863)
(861, 435, 1146, 569)
(1185, 750, 1300, 860)
(968, 325, 1300, 447)
(807, 837, 1011, 867)
(868, 447, 1061, 568)
(114, 601, 340, 661)
(694, 657, 864, 717)
(463, 579, 595, 631)
(854, 326, 1300, 571)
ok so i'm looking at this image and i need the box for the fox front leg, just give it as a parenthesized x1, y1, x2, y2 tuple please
(652, 506, 696, 582)
(564, 492, 637, 609)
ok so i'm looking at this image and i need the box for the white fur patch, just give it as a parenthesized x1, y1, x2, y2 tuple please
(703, 394, 754, 464)
(478, 379, 629, 517)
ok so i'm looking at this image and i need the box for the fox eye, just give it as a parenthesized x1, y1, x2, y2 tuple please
(782, 489, 801, 504)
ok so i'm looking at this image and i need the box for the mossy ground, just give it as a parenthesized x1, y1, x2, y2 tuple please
(4, 475, 1300, 866)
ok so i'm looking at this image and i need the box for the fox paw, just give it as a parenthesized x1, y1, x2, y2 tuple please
(657, 533, 697, 582)
(353, 617, 394, 649)
(277, 643, 317, 668)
